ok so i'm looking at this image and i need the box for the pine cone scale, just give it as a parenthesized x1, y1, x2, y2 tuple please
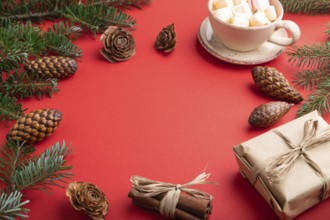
(25, 56, 77, 79)
(252, 66, 303, 103)
(7, 109, 62, 144)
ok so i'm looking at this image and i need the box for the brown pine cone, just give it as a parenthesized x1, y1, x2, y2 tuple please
(251, 66, 303, 104)
(66, 181, 109, 220)
(155, 24, 176, 52)
(25, 56, 77, 79)
(7, 109, 62, 144)
(100, 26, 136, 63)
(248, 101, 292, 128)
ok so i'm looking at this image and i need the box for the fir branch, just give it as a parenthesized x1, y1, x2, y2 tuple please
(287, 42, 330, 68)
(11, 141, 73, 192)
(0, 191, 29, 220)
(44, 28, 82, 58)
(0, 94, 25, 121)
(48, 22, 82, 40)
(281, 0, 330, 15)
(88, 0, 152, 9)
(1, 71, 59, 100)
(62, 4, 136, 34)
(297, 87, 330, 117)
(293, 66, 330, 90)
(0, 141, 34, 187)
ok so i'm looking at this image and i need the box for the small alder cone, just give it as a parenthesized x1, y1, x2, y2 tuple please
(251, 66, 303, 104)
(7, 109, 62, 144)
(100, 26, 136, 63)
(249, 101, 291, 128)
(25, 56, 77, 79)
(155, 24, 176, 52)
(66, 181, 109, 220)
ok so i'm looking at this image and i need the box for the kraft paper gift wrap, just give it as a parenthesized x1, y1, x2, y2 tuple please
(233, 111, 330, 220)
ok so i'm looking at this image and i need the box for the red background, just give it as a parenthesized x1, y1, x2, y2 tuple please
(1, 1, 330, 219)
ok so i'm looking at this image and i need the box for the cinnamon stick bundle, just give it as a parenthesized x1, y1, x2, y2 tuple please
(128, 174, 214, 220)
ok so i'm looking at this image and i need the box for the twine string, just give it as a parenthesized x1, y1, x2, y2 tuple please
(130, 172, 215, 218)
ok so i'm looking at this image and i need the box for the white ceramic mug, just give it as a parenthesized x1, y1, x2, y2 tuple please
(208, 0, 301, 51)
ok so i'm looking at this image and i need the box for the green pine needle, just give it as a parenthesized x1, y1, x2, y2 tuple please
(281, 0, 330, 14)
(0, 191, 29, 220)
(293, 66, 330, 90)
(62, 4, 136, 34)
(1, 71, 59, 100)
(297, 87, 330, 117)
(0, 94, 25, 121)
(287, 43, 330, 68)
(0, 141, 34, 187)
(11, 141, 73, 192)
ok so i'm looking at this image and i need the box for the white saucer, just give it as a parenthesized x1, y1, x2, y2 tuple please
(198, 18, 287, 65)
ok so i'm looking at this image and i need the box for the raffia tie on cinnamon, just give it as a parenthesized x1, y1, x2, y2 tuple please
(130, 172, 215, 218)
(251, 119, 330, 200)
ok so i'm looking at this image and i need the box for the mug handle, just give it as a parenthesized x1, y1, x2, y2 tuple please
(268, 20, 301, 46)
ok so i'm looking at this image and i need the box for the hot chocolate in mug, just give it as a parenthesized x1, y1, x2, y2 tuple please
(208, 0, 301, 52)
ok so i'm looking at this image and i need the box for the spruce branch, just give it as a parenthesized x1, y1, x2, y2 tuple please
(1, 71, 59, 100)
(0, 191, 30, 220)
(297, 86, 330, 117)
(0, 141, 34, 187)
(88, 0, 152, 9)
(287, 43, 330, 68)
(62, 4, 136, 34)
(10, 141, 73, 192)
(293, 66, 330, 90)
(281, 0, 330, 15)
(0, 94, 25, 122)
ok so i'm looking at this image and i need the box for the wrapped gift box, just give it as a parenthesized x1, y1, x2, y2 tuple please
(233, 111, 330, 220)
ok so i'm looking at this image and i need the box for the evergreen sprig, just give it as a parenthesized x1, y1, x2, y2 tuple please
(61, 4, 136, 34)
(9, 141, 72, 192)
(281, 0, 330, 15)
(0, 94, 25, 122)
(0, 71, 59, 100)
(290, 24, 330, 117)
(0, 191, 30, 220)
(287, 43, 330, 68)
(0, 141, 34, 188)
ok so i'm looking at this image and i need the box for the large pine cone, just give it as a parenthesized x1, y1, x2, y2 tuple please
(66, 181, 109, 220)
(155, 24, 176, 52)
(25, 56, 77, 79)
(7, 109, 62, 144)
(248, 101, 291, 128)
(251, 66, 303, 104)
(100, 26, 136, 63)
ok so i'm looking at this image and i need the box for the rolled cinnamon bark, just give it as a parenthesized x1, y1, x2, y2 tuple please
(131, 176, 212, 219)
(129, 188, 203, 220)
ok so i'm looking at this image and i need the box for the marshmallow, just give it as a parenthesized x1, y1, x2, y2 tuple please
(249, 10, 270, 26)
(231, 13, 250, 27)
(263, 5, 277, 21)
(213, 0, 234, 10)
(213, 7, 233, 23)
(252, 0, 270, 10)
(233, 0, 247, 5)
(232, 2, 253, 17)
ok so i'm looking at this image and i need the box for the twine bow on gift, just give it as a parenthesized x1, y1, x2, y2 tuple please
(251, 119, 330, 200)
(130, 172, 216, 218)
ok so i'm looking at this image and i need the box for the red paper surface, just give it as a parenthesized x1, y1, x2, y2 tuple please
(1, 1, 329, 220)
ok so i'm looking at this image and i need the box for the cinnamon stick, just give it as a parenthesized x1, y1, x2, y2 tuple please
(131, 176, 212, 219)
(129, 188, 202, 220)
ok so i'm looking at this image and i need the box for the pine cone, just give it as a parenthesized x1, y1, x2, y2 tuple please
(25, 56, 77, 79)
(155, 24, 176, 52)
(248, 101, 291, 128)
(7, 109, 62, 144)
(251, 66, 303, 104)
(100, 26, 136, 63)
(66, 181, 109, 220)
